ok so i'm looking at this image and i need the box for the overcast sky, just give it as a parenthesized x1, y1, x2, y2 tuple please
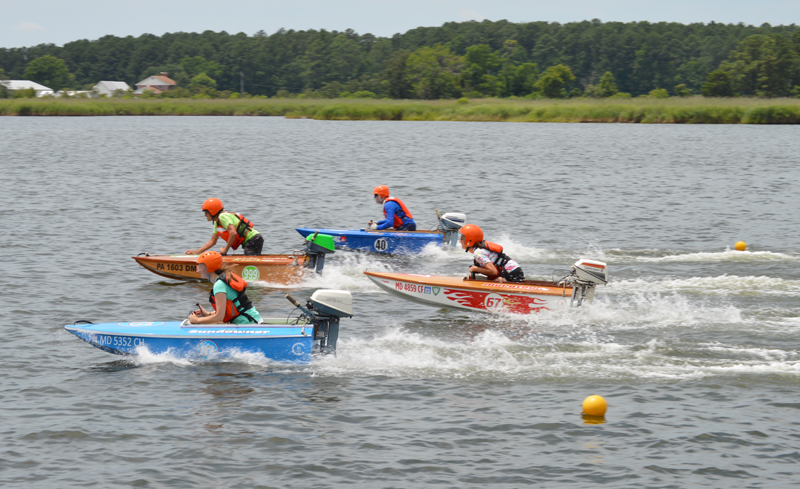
(3, 0, 799, 49)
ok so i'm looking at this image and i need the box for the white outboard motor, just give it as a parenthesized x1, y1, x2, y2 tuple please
(286, 290, 353, 354)
(558, 259, 609, 307)
(438, 212, 467, 247)
(572, 259, 609, 285)
(309, 290, 353, 317)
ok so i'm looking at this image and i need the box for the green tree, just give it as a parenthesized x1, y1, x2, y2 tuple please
(674, 84, 692, 97)
(23, 55, 73, 91)
(585, 71, 619, 97)
(597, 72, 619, 97)
(181, 56, 222, 80)
(405, 44, 463, 99)
(384, 50, 412, 98)
(720, 34, 800, 97)
(502, 62, 538, 96)
(461, 44, 502, 97)
(0, 68, 8, 98)
(535, 64, 576, 98)
(701, 69, 733, 97)
(648, 88, 669, 98)
(499, 39, 528, 65)
(190, 72, 217, 89)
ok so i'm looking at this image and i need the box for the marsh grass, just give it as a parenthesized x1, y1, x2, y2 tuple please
(2, 97, 800, 123)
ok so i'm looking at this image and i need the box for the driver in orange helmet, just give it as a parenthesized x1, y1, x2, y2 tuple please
(186, 198, 264, 256)
(368, 185, 417, 231)
(458, 224, 525, 283)
(188, 251, 262, 325)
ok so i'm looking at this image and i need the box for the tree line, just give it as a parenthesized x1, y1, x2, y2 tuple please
(1, 19, 799, 99)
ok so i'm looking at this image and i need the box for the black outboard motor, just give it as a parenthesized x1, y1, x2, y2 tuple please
(286, 290, 353, 354)
(303, 231, 336, 273)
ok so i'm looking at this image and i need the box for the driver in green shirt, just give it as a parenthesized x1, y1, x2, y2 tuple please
(185, 198, 264, 256)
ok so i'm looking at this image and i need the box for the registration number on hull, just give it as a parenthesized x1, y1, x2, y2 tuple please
(95, 335, 145, 348)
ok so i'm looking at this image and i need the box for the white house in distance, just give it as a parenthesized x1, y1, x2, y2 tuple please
(134, 72, 176, 95)
(4, 80, 54, 97)
(93, 80, 130, 97)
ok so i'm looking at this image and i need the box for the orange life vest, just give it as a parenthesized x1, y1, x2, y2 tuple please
(383, 197, 413, 228)
(475, 241, 511, 272)
(208, 272, 256, 323)
(215, 212, 254, 250)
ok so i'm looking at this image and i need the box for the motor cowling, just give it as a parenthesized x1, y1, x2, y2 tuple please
(438, 212, 467, 247)
(309, 290, 353, 317)
(439, 212, 466, 230)
(572, 259, 608, 285)
(303, 232, 336, 273)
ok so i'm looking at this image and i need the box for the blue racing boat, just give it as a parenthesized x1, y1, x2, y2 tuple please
(65, 290, 353, 363)
(296, 212, 466, 255)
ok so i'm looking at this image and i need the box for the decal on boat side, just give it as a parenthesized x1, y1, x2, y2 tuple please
(443, 288, 551, 314)
(484, 293, 505, 312)
(374, 238, 388, 252)
(396, 281, 427, 293)
(432, 287, 440, 296)
(241, 266, 260, 281)
(117, 322, 165, 327)
(292, 343, 305, 355)
(157, 263, 196, 272)
(424, 286, 432, 294)
(332, 236, 347, 242)
(196, 340, 218, 359)
(482, 283, 551, 291)
(94, 335, 146, 348)
(186, 330, 271, 334)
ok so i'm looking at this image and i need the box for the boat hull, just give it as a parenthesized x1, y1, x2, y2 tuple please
(296, 228, 445, 254)
(364, 271, 575, 314)
(133, 254, 307, 284)
(65, 320, 318, 363)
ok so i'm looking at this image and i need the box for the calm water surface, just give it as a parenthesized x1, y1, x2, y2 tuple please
(2, 117, 800, 488)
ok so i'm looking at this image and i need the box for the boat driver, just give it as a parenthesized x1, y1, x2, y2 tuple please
(459, 224, 525, 283)
(189, 251, 263, 325)
(367, 185, 417, 231)
(186, 198, 264, 256)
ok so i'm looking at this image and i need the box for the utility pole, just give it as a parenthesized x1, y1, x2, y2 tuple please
(240, 72, 244, 95)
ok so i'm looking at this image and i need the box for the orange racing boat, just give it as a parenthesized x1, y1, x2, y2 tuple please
(364, 259, 608, 314)
(133, 233, 336, 284)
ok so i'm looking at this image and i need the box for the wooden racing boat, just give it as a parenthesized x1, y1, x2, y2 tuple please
(363, 259, 608, 314)
(133, 233, 336, 284)
(133, 254, 306, 283)
(64, 290, 353, 363)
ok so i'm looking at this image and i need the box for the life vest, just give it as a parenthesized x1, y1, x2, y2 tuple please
(208, 272, 257, 323)
(383, 197, 413, 228)
(215, 212, 254, 250)
(474, 241, 512, 274)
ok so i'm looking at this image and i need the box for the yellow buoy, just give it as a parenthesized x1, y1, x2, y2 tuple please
(734, 241, 747, 251)
(582, 395, 607, 416)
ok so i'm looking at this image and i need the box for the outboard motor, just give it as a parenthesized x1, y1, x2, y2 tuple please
(302, 231, 335, 273)
(437, 211, 467, 247)
(286, 290, 353, 354)
(557, 259, 609, 307)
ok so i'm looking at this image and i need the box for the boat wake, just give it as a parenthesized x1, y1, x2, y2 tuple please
(636, 248, 799, 262)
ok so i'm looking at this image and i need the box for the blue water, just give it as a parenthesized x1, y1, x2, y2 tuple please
(2, 117, 800, 487)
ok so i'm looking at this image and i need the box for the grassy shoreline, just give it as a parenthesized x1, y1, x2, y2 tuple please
(2, 97, 800, 123)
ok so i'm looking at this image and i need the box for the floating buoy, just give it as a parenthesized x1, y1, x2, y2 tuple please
(734, 241, 747, 251)
(582, 395, 607, 416)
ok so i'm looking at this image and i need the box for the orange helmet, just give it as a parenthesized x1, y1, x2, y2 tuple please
(373, 185, 390, 199)
(202, 198, 224, 217)
(458, 224, 484, 249)
(197, 251, 223, 274)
